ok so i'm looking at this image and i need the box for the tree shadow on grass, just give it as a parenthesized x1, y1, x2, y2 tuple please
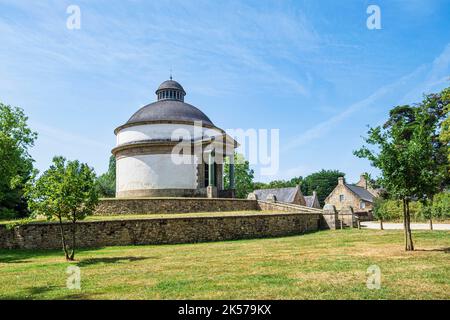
(415, 247, 450, 253)
(0, 285, 59, 300)
(0, 249, 62, 264)
(1, 286, 103, 300)
(77, 256, 153, 267)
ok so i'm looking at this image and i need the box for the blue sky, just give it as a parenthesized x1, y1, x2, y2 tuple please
(1, 0, 449, 183)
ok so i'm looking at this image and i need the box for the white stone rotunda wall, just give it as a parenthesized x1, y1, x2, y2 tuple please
(115, 123, 224, 197)
(117, 123, 222, 145)
(116, 154, 199, 192)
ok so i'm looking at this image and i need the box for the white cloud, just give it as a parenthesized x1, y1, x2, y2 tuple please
(283, 43, 450, 152)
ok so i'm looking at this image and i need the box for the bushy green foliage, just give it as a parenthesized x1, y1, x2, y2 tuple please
(373, 192, 449, 221)
(224, 153, 254, 198)
(0, 103, 37, 218)
(373, 198, 422, 221)
(427, 192, 450, 219)
(252, 169, 344, 205)
(300, 169, 345, 205)
(96, 155, 116, 197)
(26, 156, 99, 260)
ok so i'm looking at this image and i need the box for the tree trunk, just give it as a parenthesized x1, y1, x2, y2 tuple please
(69, 218, 76, 261)
(404, 199, 414, 251)
(429, 218, 433, 231)
(402, 198, 407, 250)
(58, 216, 70, 260)
(380, 218, 384, 230)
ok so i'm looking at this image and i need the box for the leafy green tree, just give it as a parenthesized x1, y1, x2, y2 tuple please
(0, 103, 37, 218)
(372, 198, 387, 230)
(374, 199, 423, 222)
(355, 88, 449, 251)
(430, 192, 450, 219)
(252, 182, 269, 190)
(96, 155, 116, 197)
(438, 88, 450, 173)
(300, 169, 345, 206)
(26, 157, 98, 260)
(251, 169, 344, 205)
(412, 89, 449, 229)
(224, 153, 254, 199)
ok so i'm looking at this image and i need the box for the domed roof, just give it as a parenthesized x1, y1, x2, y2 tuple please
(156, 80, 186, 94)
(126, 100, 214, 126)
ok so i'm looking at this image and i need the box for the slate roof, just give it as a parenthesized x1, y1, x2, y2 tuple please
(304, 195, 316, 208)
(346, 184, 375, 202)
(253, 187, 298, 203)
(126, 100, 214, 126)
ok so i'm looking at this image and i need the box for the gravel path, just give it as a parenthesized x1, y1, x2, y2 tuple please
(361, 221, 450, 231)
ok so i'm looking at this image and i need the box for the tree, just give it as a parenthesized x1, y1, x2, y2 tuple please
(224, 153, 254, 199)
(413, 89, 449, 230)
(300, 169, 346, 206)
(438, 88, 450, 173)
(355, 88, 449, 251)
(26, 157, 98, 260)
(251, 169, 344, 206)
(430, 192, 450, 220)
(96, 155, 116, 197)
(372, 198, 386, 230)
(0, 103, 37, 218)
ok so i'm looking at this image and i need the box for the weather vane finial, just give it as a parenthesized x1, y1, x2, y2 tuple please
(170, 68, 173, 80)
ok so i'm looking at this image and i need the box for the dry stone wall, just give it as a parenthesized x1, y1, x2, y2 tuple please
(95, 198, 259, 215)
(0, 213, 320, 250)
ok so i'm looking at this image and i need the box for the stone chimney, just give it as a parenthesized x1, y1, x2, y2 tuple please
(357, 174, 368, 189)
(338, 177, 345, 185)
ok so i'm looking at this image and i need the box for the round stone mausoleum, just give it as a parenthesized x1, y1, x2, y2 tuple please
(112, 79, 237, 198)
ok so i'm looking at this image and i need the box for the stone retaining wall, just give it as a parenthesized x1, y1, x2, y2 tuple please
(95, 198, 259, 215)
(0, 213, 320, 250)
(257, 201, 322, 213)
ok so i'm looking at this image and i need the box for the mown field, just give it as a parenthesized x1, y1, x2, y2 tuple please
(0, 229, 449, 299)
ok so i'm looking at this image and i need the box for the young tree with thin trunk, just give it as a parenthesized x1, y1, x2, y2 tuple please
(355, 88, 449, 251)
(26, 157, 98, 260)
(372, 198, 385, 230)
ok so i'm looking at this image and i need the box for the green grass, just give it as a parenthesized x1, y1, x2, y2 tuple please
(0, 229, 449, 299)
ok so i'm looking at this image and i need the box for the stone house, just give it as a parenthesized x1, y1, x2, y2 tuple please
(325, 175, 378, 215)
(251, 186, 306, 206)
(304, 191, 321, 209)
(250, 186, 321, 209)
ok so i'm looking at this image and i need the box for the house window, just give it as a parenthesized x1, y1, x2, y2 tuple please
(339, 194, 344, 202)
(360, 201, 366, 209)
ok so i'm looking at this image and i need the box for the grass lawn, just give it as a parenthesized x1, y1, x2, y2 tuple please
(0, 229, 449, 300)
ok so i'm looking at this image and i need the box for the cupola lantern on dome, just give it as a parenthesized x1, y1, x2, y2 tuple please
(155, 79, 186, 102)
